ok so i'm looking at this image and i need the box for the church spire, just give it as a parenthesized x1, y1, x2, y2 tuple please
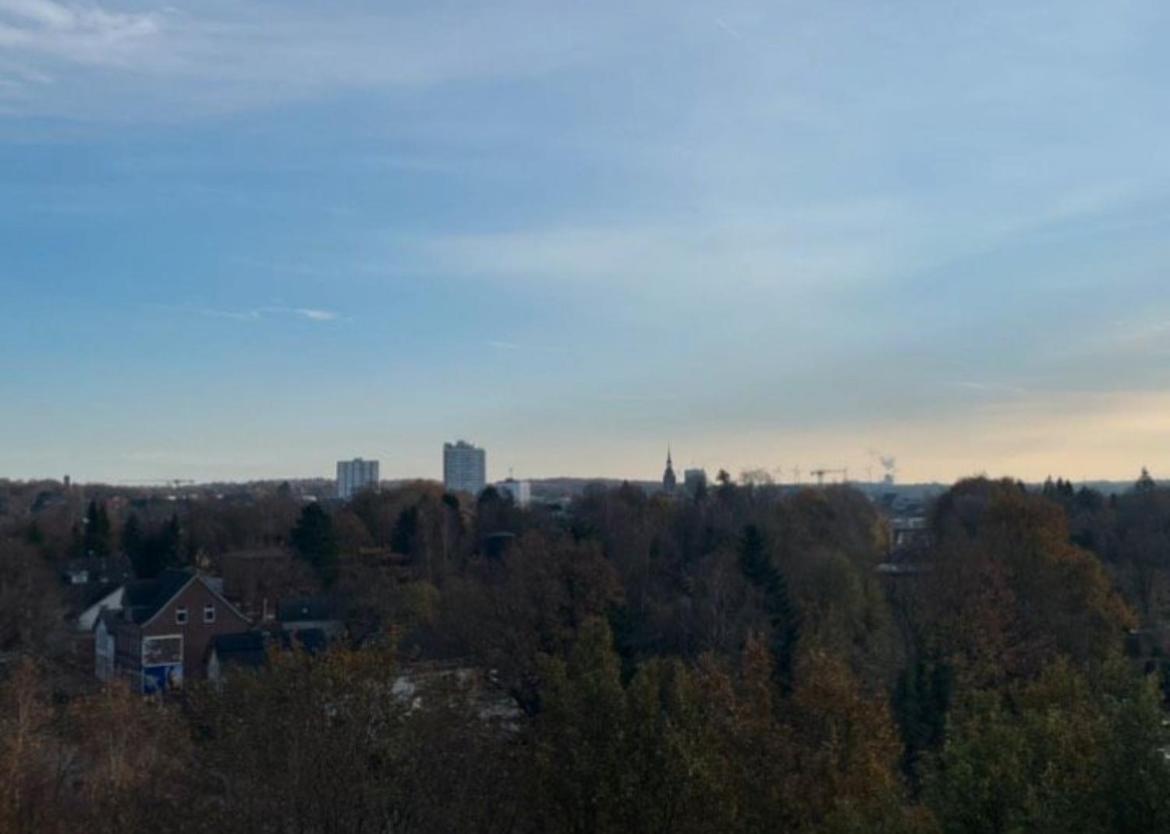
(663, 444, 677, 494)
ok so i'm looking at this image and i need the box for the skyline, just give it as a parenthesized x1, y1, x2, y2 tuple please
(5, 1, 1170, 483)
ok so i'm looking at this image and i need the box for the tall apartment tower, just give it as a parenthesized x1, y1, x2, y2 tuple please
(443, 440, 487, 496)
(336, 458, 380, 501)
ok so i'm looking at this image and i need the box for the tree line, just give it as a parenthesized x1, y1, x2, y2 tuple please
(0, 474, 1168, 832)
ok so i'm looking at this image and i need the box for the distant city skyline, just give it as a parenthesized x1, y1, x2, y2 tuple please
(4, 2, 1170, 484)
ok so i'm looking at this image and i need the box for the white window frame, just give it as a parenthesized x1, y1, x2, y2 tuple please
(175, 606, 188, 625)
(203, 604, 216, 624)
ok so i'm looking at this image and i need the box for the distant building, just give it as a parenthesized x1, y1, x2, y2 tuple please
(444, 441, 486, 496)
(61, 554, 132, 588)
(662, 447, 677, 494)
(684, 468, 708, 496)
(336, 458, 380, 501)
(206, 632, 268, 683)
(889, 516, 930, 554)
(496, 478, 531, 507)
(206, 630, 328, 684)
(94, 569, 251, 692)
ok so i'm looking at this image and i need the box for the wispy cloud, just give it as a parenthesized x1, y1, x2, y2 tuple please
(597, 393, 679, 403)
(0, 1, 643, 118)
(152, 303, 340, 323)
(486, 339, 570, 355)
(282, 307, 338, 322)
(713, 17, 743, 40)
(0, 0, 160, 64)
(413, 210, 906, 297)
(948, 381, 1029, 396)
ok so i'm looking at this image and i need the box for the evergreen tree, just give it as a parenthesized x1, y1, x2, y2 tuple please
(738, 524, 800, 690)
(23, 522, 43, 547)
(158, 514, 181, 567)
(121, 514, 144, 569)
(391, 505, 420, 557)
(291, 503, 339, 585)
(83, 500, 112, 558)
(128, 515, 181, 579)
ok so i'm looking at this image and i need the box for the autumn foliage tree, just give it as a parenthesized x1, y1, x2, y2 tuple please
(0, 473, 1166, 833)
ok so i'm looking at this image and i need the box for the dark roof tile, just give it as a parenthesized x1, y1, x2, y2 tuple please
(123, 569, 195, 624)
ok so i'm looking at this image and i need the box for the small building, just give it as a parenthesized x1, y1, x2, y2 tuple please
(495, 478, 531, 507)
(71, 584, 126, 675)
(94, 569, 251, 693)
(889, 516, 930, 554)
(61, 555, 133, 588)
(207, 631, 269, 683)
(206, 628, 331, 685)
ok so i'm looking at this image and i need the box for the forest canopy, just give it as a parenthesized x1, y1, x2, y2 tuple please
(0, 474, 1167, 833)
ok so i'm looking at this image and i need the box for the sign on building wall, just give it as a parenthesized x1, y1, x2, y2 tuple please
(141, 635, 183, 694)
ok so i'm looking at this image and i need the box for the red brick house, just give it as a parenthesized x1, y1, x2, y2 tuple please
(95, 569, 251, 693)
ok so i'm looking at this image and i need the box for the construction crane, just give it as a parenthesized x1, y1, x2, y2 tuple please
(809, 467, 848, 486)
(120, 479, 196, 489)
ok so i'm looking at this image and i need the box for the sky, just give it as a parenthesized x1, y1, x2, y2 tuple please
(3, 0, 1170, 485)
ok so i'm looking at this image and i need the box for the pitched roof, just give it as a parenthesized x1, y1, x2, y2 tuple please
(117, 569, 251, 628)
(123, 569, 195, 624)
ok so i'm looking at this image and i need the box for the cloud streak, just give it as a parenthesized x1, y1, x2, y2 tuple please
(0, 1, 647, 117)
(0, 0, 160, 63)
(152, 304, 340, 323)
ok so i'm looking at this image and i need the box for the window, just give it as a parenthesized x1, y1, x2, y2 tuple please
(175, 606, 188, 625)
(204, 604, 216, 624)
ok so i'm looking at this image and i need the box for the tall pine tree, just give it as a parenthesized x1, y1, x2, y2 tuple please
(738, 524, 800, 691)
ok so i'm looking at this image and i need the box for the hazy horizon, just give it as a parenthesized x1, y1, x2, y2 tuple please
(5, 1, 1170, 484)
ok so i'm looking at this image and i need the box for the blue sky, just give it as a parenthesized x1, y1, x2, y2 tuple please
(3, 0, 1170, 484)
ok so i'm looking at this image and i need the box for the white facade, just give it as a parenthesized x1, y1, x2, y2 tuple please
(443, 441, 486, 496)
(94, 618, 115, 681)
(336, 458, 380, 500)
(496, 479, 531, 507)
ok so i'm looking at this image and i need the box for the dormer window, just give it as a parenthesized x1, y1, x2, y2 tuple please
(175, 607, 189, 625)
(203, 604, 216, 624)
